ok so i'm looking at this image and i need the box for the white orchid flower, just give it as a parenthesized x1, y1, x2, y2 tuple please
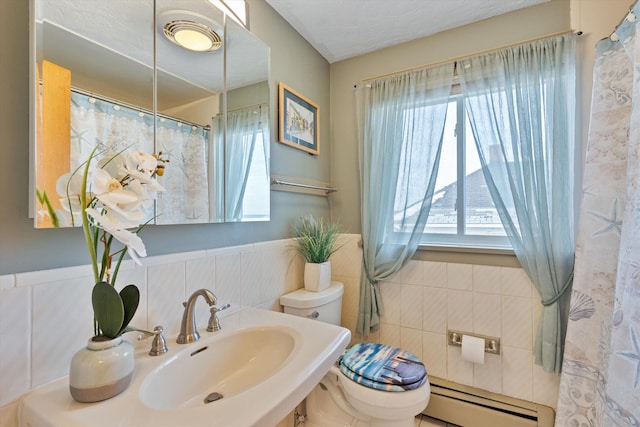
(91, 168, 123, 194)
(61, 148, 164, 284)
(126, 179, 155, 208)
(96, 195, 146, 223)
(56, 172, 83, 198)
(85, 206, 138, 230)
(114, 229, 147, 264)
(123, 151, 165, 194)
(57, 195, 83, 214)
(128, 150, 157, 173)
(91, 168, 146, 222)
(97, 153, 128, 180)
(55, 172, 85, 219)
(85, 207, 147, 265)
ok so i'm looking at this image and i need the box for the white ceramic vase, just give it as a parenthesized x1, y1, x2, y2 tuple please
(69, 336, 134, 403)
(304, 261, 332, 292)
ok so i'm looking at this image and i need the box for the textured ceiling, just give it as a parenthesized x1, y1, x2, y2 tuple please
(264, 0, 549, 63)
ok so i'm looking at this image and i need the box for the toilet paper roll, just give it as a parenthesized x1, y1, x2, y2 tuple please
(461, 335, 485, 364)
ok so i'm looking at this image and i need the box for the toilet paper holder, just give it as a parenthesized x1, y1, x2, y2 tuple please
(448, 330, 500, 355)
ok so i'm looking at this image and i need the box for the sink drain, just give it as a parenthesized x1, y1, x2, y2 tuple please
(204, 392, 223, 404)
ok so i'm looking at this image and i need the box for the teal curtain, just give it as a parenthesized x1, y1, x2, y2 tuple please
(355, 64, 454, 335)
(225, 105, 269, 221)
(458, 34, 577, 373)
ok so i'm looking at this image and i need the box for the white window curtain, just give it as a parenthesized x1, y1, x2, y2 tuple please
(458, 33, 577, 373)
(225, 105, 269, 221)
(355, 63, 454, 335)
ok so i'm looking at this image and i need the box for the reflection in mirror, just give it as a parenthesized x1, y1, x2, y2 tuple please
(155, 0, 225, 224)
(33, 0, 155, 228)
(32, 0, 270, 228)
(224, 19, 270, 222)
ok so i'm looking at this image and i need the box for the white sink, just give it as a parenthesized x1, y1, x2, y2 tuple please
(140, 326, 296, 410)
(20, 307, 351, 427)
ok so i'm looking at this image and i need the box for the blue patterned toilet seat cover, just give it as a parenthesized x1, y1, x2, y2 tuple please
(339, 343, 427, 392)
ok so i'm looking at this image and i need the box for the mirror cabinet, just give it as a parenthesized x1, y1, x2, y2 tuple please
(31, 0, 270, 228)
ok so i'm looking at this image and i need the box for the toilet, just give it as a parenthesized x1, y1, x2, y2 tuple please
(280, 282, 430, 427)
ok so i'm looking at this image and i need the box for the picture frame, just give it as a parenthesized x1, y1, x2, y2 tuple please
(278, 82, 320, 155)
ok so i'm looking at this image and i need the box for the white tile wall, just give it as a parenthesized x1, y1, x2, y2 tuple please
(0, 286, 30, 406)
(0, 239, 303, 426)
(0, 234, 561, 426)
(331, 234, 561, 411)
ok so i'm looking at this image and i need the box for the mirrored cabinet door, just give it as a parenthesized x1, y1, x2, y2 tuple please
(33, 0, 155, 228)
(155, 0, 225, 224)
(224, 17, 271, 222)
(31, 0, 270, 228)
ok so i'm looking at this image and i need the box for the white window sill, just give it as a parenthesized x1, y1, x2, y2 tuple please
(414, 244, 519, 267)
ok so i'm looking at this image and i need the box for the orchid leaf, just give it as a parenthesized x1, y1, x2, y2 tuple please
(92, 281, 124, 339)
(118, 284, 140, 336)
(36, 188, 60, 227)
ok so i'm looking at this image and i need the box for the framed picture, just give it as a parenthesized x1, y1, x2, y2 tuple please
(278, 83, 320, 155)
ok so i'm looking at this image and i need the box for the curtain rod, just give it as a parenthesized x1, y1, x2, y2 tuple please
(70, 85, 211, 131)
(226, 102, 267, 113)
(355, 30, 582, 86)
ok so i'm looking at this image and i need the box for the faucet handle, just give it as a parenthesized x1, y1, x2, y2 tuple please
(137, 326, 169, 356)
(149, 326, 169, 356)
(207, 303, 230, 332)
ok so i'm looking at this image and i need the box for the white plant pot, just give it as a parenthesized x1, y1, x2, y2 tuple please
(69, 336, 134, 403)
(304, 261, 332, 292)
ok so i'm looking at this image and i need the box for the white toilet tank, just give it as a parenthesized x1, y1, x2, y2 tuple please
(280, 281, 344, 326)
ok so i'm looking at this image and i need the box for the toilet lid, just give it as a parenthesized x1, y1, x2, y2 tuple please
(339, 343, 427, 392)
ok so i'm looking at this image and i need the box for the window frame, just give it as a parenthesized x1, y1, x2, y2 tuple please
(394, 89, 513, 250)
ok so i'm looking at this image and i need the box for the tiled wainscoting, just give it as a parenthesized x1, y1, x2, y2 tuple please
(0, 234, 560, 426)
(0, 239, 304, 426)
(333, 235, 560, 411)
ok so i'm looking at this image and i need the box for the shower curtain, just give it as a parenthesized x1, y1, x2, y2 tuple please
(155, 118, 210, 224)
(70, 92, 210, 224)
(555, 4, 640, 426)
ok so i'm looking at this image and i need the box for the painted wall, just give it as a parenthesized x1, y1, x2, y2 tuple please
(0, 0, 332, 275)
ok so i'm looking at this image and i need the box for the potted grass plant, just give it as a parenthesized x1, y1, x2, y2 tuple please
(290, 215, 342, 292)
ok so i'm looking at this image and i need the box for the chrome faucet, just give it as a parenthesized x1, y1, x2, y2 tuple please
(177, 289, 217, 344)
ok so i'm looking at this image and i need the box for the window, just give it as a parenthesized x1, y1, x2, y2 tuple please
(418, 94, 510, 249)
(238, 131, 269, 220)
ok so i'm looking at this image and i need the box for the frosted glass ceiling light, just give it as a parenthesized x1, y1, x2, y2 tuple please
(163, 20, 222, 52)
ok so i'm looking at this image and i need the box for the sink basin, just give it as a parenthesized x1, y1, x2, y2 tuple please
(140, 326, 296, 410)
(20, 306, 351, 427)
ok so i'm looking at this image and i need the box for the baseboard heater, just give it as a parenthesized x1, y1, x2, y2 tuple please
(422, 377, 555, 427)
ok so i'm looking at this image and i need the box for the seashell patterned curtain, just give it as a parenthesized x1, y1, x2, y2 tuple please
(556, 2, 640, 425)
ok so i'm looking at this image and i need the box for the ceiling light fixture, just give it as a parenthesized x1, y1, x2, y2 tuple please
(163, 20, 222, 52)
